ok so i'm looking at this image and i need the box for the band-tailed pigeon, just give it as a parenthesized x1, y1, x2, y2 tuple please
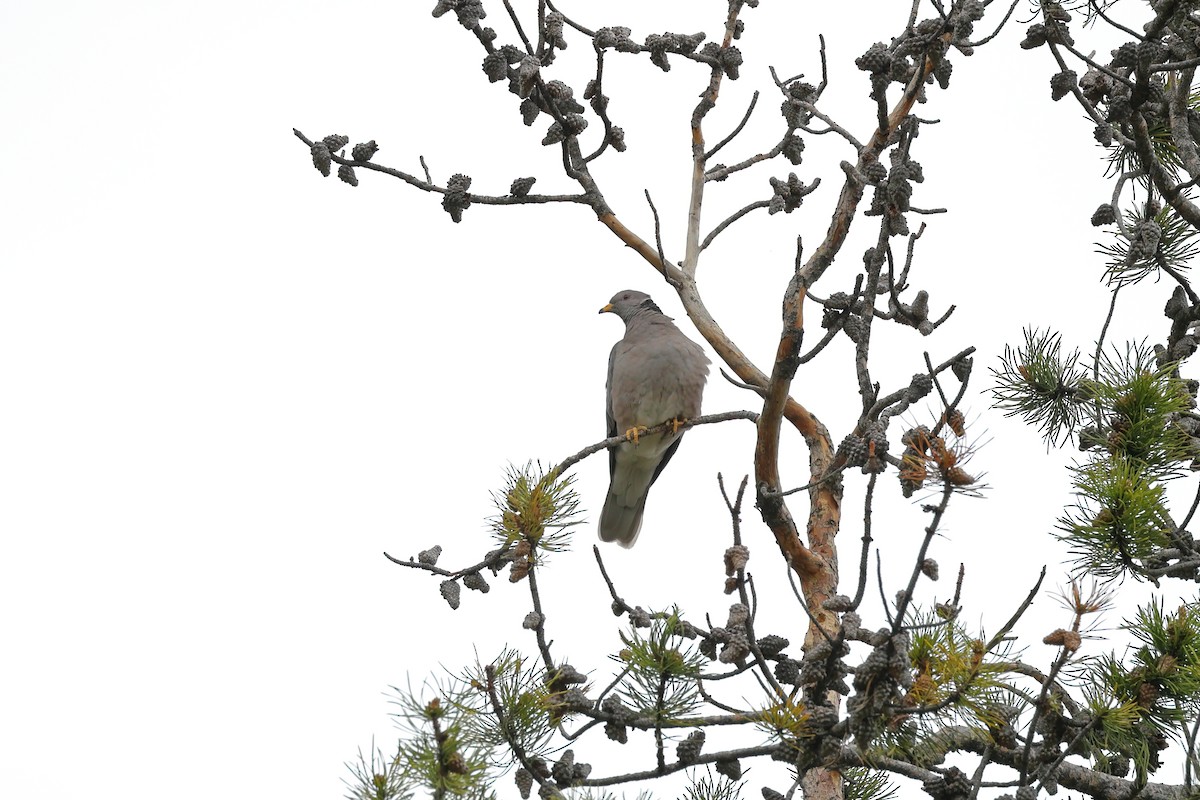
(598, 290, 710, 547)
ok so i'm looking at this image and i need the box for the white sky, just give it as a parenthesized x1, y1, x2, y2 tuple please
(2, 2, 1192, 798)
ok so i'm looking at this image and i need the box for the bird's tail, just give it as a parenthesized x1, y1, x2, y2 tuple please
(599, 435, 682, 548)
(598, 488, 650, 548)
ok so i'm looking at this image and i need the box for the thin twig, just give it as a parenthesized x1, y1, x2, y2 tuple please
(644, 189, 672, 285)
(544, 0, 593, 36)
(705, 91, 761, 159)
(776, 465, 847, 498)
(524, 558, 557, 671)
(700, 200, 772, 251)
(785, 565, 836, 646)
(967, 745, 993, 800)
(549, 411, 759, 480)
(484, 664, 551, 793)
(1158, 255, 1200, 305)
(851, 474, 879, 609)
(877, 551, 894, 628)
(1086, 0, 1145, 43)
(1177, 480, 1200, 534)
(1037, 718, 1099, 794)
(925, 351, 952, 409)
(501, 0, 535, 53)
(892, 484, 955, 632)
(720, 474, 787, 699)
(578, 744, 779, 786)
(795, 101, 864, 150)
(382, 544, 512, 579)
(967, 0, 1020, 47)
(719, 367, 766, 396)
(801, 274, 866, 364)
(815, 35, 829, 97)
(294, 129, 589, 207)
(985, 567, 1047, 652)
(1092, 286, 1122, 429)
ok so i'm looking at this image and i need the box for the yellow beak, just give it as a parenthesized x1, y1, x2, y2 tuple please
(599, 303, 614, 314)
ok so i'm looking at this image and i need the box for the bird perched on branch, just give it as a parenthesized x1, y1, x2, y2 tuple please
(598, 290, 710, 547)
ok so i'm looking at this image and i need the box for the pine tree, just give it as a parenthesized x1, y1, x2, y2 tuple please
(301, 3, 1200, 799)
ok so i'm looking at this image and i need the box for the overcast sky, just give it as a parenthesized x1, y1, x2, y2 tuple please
(2, 2, 1189, 798)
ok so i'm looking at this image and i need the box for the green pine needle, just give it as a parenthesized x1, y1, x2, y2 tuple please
(683, 767, 744, 800)
(454, 649, 556, 769)
(615, 609, 705, 720)
(1058, 456, 1173, 580)
(489, 462, 581, 553)
(1105, 115, 1182, 184)
(990, 327, 1086, 446)
(342, 741, 410, 800)
(1098, 205, 1200, 287)
(1088, 342, 1192, 479)
(843, 768, 900, 800)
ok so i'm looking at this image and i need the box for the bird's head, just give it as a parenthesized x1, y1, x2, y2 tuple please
(599, 290, 662, 321)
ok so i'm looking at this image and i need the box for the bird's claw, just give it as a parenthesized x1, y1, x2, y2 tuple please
(624, 425, 649, 445)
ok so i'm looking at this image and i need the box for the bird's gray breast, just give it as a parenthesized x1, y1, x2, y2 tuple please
(609, 320, 709, 430)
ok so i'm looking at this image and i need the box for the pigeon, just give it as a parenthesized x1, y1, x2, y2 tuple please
(598, 290, 710, 547)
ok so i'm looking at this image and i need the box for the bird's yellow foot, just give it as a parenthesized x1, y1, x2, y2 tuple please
(624, 425, 649, 444)
(670, 417, 689, 434)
